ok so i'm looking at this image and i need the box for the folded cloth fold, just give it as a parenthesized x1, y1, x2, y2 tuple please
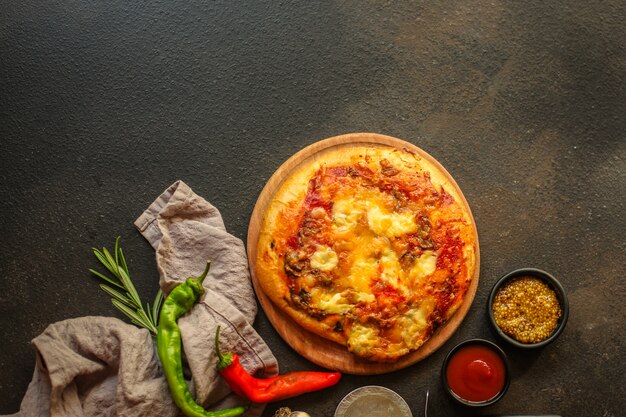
(5, 180, 278, 417)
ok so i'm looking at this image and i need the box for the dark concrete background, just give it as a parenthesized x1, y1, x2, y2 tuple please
(1, 1, 624, 416)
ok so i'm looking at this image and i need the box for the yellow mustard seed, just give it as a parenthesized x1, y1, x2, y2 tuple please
(492, 276, 562, 343)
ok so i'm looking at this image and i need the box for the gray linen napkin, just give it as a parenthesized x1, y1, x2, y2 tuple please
(4, 180, 278, 417)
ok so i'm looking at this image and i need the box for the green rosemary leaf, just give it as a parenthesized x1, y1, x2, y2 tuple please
(118, 267, 141, 307)
(130, 318, 145, 328)
(99, 284, 136, 309)
(114, 237, 120, 271)
(102, 248, 118, 276)
(111, 299, 154, 332)
(92, 249, 112, 272)
(147, 301, 155, 324)
(111, 299, 143, 322)
(136, 308, 154, 326)
(118, 247, 130, 276)
(152, 288, 163, 324)
(89, 269, 125, 290)
(135, 308, 157, 334)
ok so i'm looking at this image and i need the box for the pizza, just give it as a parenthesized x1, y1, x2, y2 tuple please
(254, 144, 477, 362)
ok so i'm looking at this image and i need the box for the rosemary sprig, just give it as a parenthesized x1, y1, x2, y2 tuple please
(89, 237, 163, 335)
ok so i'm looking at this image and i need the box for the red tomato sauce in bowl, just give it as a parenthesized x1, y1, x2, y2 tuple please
(442, 339, 510, 406)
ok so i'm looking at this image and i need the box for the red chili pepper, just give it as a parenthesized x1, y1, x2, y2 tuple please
(215, 326, 342, 403)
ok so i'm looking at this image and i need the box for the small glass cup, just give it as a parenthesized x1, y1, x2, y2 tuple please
(334, 386, 412, 417)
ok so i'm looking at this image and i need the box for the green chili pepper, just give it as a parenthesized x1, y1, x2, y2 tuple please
(157, 261, 247, 417)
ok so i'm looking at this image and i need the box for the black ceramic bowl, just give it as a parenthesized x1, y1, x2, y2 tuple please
(488, 268, 569, 348)
(441, 339, 511, 407)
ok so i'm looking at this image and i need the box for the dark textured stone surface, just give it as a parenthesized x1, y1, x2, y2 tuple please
(1, 1, 624, 416)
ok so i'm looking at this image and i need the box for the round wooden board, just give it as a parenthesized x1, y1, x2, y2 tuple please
(247, 132, 480, 375)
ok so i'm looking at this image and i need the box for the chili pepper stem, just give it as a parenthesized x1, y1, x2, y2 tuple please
(196, 260, 211, 285)
(215, 326, 234, 370)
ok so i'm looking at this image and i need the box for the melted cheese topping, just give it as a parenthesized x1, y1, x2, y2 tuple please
(332, 198, 363, 235)
(347, 323, 378, 355)
(409, 250, 437, 283)
(379, 247, 402, 288)
(318, 292, 351, 314)
(399, 299, 435, 345)
(317, 290, 376, 314)
(310, 245, 338, 271)
(367, 205, 417, 238)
